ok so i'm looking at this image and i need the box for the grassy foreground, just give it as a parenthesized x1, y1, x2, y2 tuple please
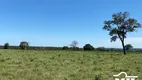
(0, 50, 141, 80)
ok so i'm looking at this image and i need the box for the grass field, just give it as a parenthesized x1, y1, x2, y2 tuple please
(0, 49, 141, 80)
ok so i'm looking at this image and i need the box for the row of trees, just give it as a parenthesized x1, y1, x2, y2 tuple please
(2, 41, 133, 51)
(67, 40, 133, 51)
(63, 43, 133, 51)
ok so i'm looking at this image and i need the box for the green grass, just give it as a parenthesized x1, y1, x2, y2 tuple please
(0, 49, 141, 80)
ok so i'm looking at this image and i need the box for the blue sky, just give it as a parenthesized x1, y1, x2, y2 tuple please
(0, 0, 142, 48)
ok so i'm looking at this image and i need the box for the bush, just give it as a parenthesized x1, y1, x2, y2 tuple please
(62, 46, 69, 50)
(97, 47, 105, 51)
(4, 43, 9, 49)
(72, 47, 80, 50)
(83, 44, 94, 51)
(125, 44, 133, 51)
(19, 41, 29, 50)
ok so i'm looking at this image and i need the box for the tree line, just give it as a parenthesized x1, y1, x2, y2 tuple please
(1, 40, 133, 51)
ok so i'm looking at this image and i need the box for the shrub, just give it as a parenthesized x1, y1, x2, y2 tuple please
(72, 47, 80, 50)
(97, 47, 105, 51)
(4, 43, 9, 49)
(83, 44, 94, 51)
(62, 46, 69, 50)
(125, 44, 133, 51)
(19, 41, 29, 50)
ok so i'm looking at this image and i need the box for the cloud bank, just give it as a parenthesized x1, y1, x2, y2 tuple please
(99, 37, 142, 48)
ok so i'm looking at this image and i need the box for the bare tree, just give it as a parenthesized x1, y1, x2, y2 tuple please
(70, 40, 78, 48)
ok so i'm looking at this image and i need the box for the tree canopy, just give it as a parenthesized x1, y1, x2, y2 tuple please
(103, 12, 141, 55)
(19, 41, 29, 50)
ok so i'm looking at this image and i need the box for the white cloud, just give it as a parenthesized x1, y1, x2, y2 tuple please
(125, 37, 142, 48)
(99, 37, 142, 48)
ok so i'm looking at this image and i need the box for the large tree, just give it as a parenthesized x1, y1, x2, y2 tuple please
(103, 12, 141, 55)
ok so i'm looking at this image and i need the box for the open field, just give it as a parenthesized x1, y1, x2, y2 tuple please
(0, 49, 141, 80)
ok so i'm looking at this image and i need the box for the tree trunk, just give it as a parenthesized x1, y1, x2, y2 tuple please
(121, 40, 126, 55)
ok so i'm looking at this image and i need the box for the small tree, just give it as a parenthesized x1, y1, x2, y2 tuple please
(125, 44, 133, 51)
(4, 43, 9, 49)
(19, 41, 29, 50)
(103, 12, 141, 55)
(83, 44, 94, 51)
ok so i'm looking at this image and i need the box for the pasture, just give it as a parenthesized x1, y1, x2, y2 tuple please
(0, 50, 141, 80)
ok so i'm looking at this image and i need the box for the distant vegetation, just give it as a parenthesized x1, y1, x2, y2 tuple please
(62, 46, 69, 50)
(19, 41, 29, 50)
(1, 45, 142, 52)
(0, 40, 142, 52)
(4, 43, 9, 49)
(83, 44, 94, 51)
(96, 47, 106, 51)
(125, 44, 133, 51)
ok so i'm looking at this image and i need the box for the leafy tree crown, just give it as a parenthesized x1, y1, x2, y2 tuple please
(103, 12, 141, 42)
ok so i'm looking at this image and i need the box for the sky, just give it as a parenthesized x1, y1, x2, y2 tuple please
(0, 0, 142, 48)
